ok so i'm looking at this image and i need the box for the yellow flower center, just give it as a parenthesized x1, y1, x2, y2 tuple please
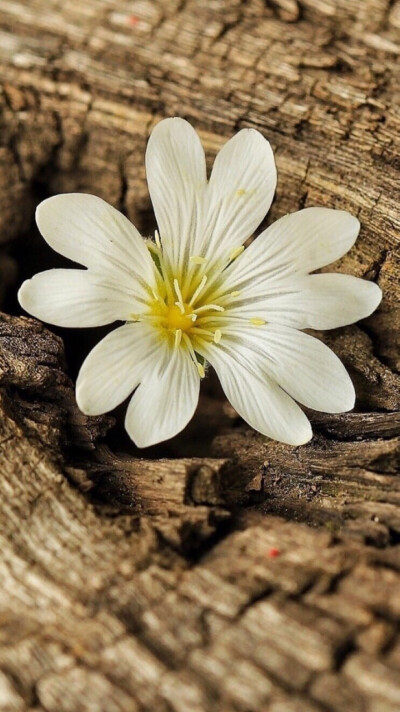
(136, 238, 266, 378)
(165, 303, 194, 332)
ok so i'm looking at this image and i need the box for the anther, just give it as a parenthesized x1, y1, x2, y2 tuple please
(190, 255, 207, 265)
(229, 245, 245, 261)
(230, 290, 242, 298)
(250, 317, 266, 326)
(214, 329, 222, 344)
(197, 363, 205, 378)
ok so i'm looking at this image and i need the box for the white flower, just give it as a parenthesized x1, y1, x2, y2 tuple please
(18, 118, 382, 448)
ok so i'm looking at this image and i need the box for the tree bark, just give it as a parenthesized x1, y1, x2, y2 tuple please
(0, 1, 399, 710)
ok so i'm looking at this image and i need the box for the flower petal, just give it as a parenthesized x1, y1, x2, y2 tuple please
(222, 208, 360, 297)
(145, 118, 207, 271)
(289, 274, 382, 329)
(125, 345, 200, 447)
(220, 324, 355, 413)
(266, 326, 355, 412)
(36, 193, 155, 288)
(18, 269, 141, 327)
(226, 274, 382, 330)
(76, 323, 161, 415)
(200, 129, 276, 264)
(200, 341, 312, 446)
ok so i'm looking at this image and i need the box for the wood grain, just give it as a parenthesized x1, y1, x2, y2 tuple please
(0, 1, 399, 710)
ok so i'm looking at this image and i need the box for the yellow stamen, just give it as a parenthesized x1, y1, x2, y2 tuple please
(214, 329, 222, 344)
(182, 332, 205, 377)
(229, 245, 245, 261)
(173, 279, 185, 314)
(189, 275, 208, 307)
(147, 241, 159, 254)
(250, 317, 266, 326)
(195, 304, 225, 314)
(230, 290, 241, 298)
(174, 329, 182, 348)
(190, 255, 207, 265)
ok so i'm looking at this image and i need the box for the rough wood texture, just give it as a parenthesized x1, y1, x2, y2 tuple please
(0, 1, 399, 710)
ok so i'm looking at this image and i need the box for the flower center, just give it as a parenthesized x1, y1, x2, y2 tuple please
(138, 236, 254, 377)
(165, 303, 194, 332)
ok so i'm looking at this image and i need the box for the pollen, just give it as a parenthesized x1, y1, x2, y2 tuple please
(166, 303, 194, 332)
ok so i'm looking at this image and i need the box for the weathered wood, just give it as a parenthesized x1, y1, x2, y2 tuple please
(0, 1, 399, 710)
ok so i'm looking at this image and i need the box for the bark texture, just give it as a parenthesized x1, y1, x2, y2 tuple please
(0, 1, 399, 710)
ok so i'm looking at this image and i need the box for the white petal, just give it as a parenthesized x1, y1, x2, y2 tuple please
(145, 118, 207, 271)
(221, 324, 355, 413)
(200, 129, 276, 264)
(18, 269, 141, 327)
(200, 341, 312, 446)
(226, 274, 382, 330)
(76, 323, 161, 415)
(36, 193, 155, 288)
(222, 208, 360, 297)
(125, 345, 200, 448)
(267, 327, 355, 413)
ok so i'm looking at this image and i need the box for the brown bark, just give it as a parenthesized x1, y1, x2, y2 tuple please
(0, 1, 399, 710)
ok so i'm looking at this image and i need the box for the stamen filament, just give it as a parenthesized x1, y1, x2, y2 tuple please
(195, 304, 225, 314)
(182, 332, 205, 378)
(174, 329, 182, 348)
(173, 279, 185, 314)
(191, 327, 216, 339)
(152, 247, 175, 304)
(147, 241, 159, 255)
(190, 255, 207, 265)
(194, 246, 245, 305)
(189, 275, 208, 307)
(152, 288, 167, 308)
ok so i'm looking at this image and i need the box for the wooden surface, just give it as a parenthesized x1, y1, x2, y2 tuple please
(0, 1, 399, 710)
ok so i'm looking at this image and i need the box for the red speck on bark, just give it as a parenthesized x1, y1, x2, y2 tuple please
(268, 547, 280, 558)
(128, 15, 139, 26)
